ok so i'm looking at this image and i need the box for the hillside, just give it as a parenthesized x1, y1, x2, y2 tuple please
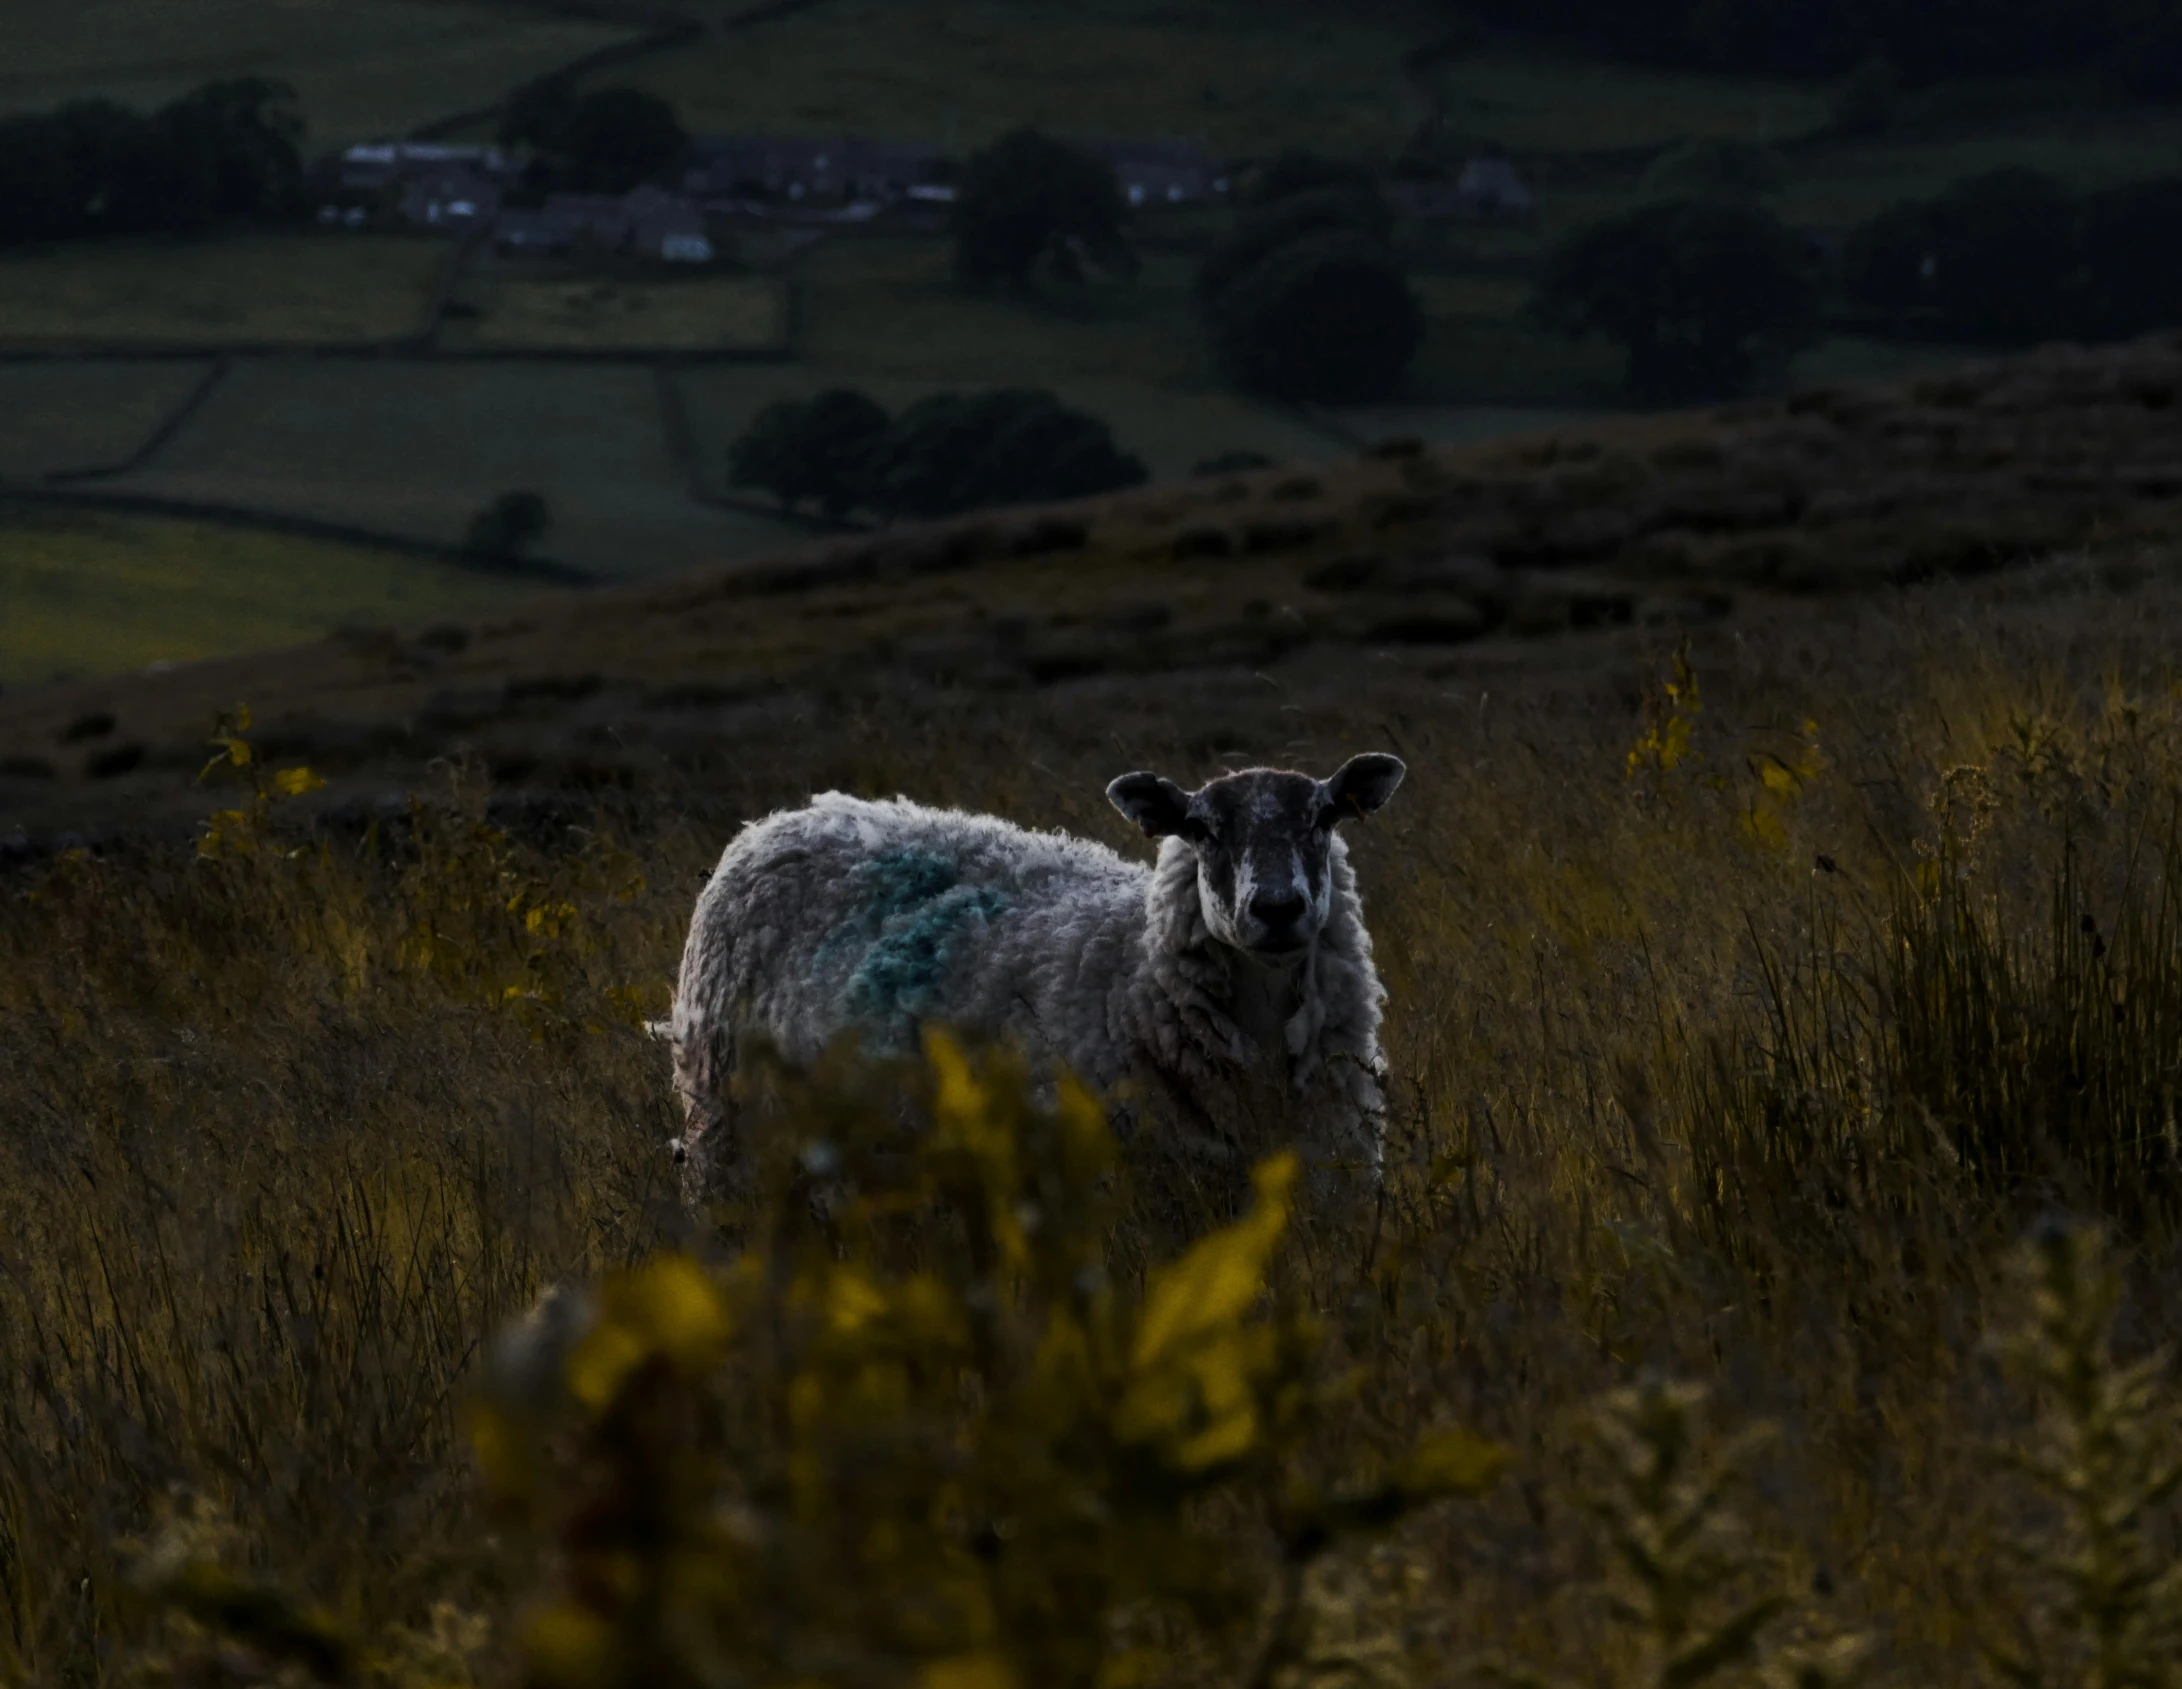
(4, 332, 2180, 848)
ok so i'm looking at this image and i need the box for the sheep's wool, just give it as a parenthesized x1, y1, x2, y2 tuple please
(670, 789, 1391, 1204)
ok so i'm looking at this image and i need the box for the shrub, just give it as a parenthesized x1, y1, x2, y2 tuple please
(952, 128, 1136, 288)
(1842, 168, 2084, 344)
(1533, 199, 1820, 402)
(464, 489, 552, 560)
(862, 388, 1148, 522)
(2079, 177, 2182, 340)
(726, 387, 891, 519)
(1191, 449, 1277, 477)
(1191, 182, 1395, 311)
(501, 81, 688, 195)
(1204, 231, 1423, 403)
(0, 77, 303, 244)
(453, 1035, 1509, 1689)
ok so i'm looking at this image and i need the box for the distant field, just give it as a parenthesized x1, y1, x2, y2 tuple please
(579, 0, 1437, 157)
(443, 273, 790, 351)
(1, 0, 637, 147)
(115, 359, 803, 578)
(0, 361, 212, 478)
(0, 236, 447, 347)
(1780, 110, 2182, 226)
(1424, 47, 1831, 152)
(795, 236, 1213, 386)
(0, 505, 541, 688)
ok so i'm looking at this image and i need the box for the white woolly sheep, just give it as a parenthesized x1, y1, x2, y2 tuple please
(666, 754, 1407, 1208)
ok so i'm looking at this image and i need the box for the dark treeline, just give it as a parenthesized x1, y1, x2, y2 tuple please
(0, 78, 306, 245)
(1456, 0, 2182, 87)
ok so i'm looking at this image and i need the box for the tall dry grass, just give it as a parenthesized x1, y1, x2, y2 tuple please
(7, 589, 2182, 1684)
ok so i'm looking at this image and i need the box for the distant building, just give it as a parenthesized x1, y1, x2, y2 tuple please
(1068, 137, 1226, 207)
(335, 140, 512, 194)
(624, 184, 715, 261)
(1453, 155, 1534, 219)
(1386, 158, 1534, 221)
(490, 187, 714, 261)
(685, 135, 950, 205)
(397, 166, 504, 232)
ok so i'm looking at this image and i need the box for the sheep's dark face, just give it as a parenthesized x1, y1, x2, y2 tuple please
(1107, 755, 1406, 957)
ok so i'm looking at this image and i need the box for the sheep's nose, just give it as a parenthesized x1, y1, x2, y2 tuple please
(1250, 890, 1307, 931)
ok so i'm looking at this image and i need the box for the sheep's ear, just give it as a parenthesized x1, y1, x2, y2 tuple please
(1323, 753, 1405, 823)
(1107, 772, 1196, 839)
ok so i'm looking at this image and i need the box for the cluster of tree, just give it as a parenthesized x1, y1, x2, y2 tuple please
(465, 490, 552, 561)
(498, 78, 688, 197)
(1843, 168, 2182, 346)
(0, 78, 305, 245)
(1531, 200, 1820, 403)
(728, 387, 1149, 523)
(1191, 152, 1423, 404)
(1451, 0, 2182, 88)
(951, 128, 1136, 287)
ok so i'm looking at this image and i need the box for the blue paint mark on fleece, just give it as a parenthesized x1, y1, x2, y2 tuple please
(832, 848, 1009, 1024)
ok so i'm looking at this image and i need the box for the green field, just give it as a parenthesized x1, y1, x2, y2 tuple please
(442, 273, 790, 352)
(116, 360, 805, 578)
(579, 0, 1437, 157)
(0, 361, 213, 479)
(795, 236, 1217, 386)
(0, 506, 542, 687)
(0, 236, 448, 347)
(1425, 46, 1831, 152)
(1, 0, 638, 148)
(1778, 108, 2182, 226)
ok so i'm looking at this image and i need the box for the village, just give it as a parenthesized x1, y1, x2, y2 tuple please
(315, 130, 1537, 267)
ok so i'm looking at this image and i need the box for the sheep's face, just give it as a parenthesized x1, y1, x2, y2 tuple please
(1107, 755, 1406, 957)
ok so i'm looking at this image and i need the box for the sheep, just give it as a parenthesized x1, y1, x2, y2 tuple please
(666, 753, 1407, 1211)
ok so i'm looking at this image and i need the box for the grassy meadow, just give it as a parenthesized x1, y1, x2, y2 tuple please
(0, 361, 212, 478)
(0, 237, 447, 348)
(8, 570, 2182, 1682)
(0, 506, 552, 688)
(569, 0, 1438, 157)
(0, 0, 638, 147)
(115, 360, 792, 579)
(440, 273, 791, 353)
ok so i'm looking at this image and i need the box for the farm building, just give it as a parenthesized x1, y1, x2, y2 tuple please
(491, 189, 714, 261)
(626, 185, 715, 261)
(335, 141, 512, 194)
(1454, 155, 1534, 218)
(1387, 157, 1535, 220)
(1068, 137, 1228, 206)
(685, 136, 950, 205)
(397, 166, 504, 232)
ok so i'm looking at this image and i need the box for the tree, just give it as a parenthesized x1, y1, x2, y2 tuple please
(863, 389, 1148, 522)
(727, 389, 891, 519)
(559, 87, 688, 195)
(465, 490, 552, 559)
(1203, 232, 1424, 403)
(952, 129, 1134, 289)
(500, 81, 687, 195)
(1191, 183, 1394, 312)
(157, 78, 306, 220)
(1842, 168, 2083, 345)
(500, 75, 578, 152)
(1533, 199, 1819, 402)
(2078, 177, 2182, 340)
